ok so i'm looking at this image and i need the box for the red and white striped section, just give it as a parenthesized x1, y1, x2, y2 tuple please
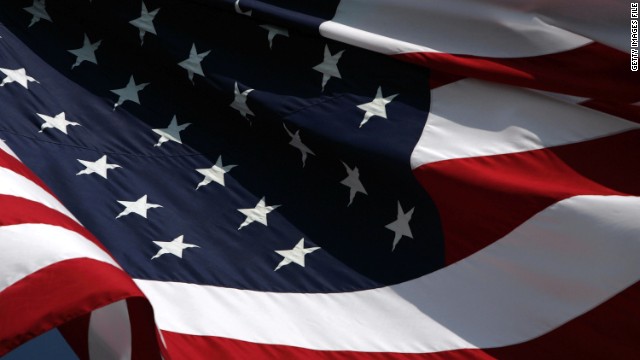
(131, 81, 640, 358)
(319, 0, 639, 101)
(0, 141, 160, 359)
(412, 79, 640, 263)
(135, 194, 640, 358)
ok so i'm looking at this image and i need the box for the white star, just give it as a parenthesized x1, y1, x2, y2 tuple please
(77, 155, 121, 179)
(312, 45, 344, 91)
(68, 34, 101, 69)
(151, 235, 199, 260)
(129, 2, 160, 45)
(178, 43, 211, 83)
(116, 194, 162, 219)
(196, 156, 237, 189)
(152, 115, 191, 147)
(386, 201, 415, 251)
(259, 24, 288, 49)
(23, 0, 51, 28)
(0, 68, 39, 89)
(234, 0, 252, 16)
(340, 161, 367, 206)
(274, 238, 320, 271)
(283, 124, 315, 167)
(357, 87, 398, 128)
(238, 197, 281, 230)
(230, 81, 255, 119)
(37, 112, 80, 134)
(111, 75, 149, 110)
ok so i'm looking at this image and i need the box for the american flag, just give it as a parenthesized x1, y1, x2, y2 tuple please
(1, 0, 639, 359)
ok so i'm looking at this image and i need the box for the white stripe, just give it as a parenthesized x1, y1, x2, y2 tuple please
(0, 166, 80, 223)
(136, 195, 640, 353)
(0, 223, 120, 292)
(528, 0, 629, 52)
(89, 300, 132, 360)
(320, 0, 591, 58)
(530, 90, 589, 105)
(410, 79, 640, 168)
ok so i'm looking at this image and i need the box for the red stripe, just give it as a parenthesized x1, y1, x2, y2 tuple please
(412, 130, 640, 264)
(159, 331, 494, 360)
(58, 314, 91, 360)
(484, 280, 640, 358)
(581, 100, 640, 124)
(127, 298, 164, 360)
(395, 43, 639, 102)
(0, 194, 110, 253)
(428, 70, 464, 89)
(159, 280, 640, 359)
(0, 258, 153, 356)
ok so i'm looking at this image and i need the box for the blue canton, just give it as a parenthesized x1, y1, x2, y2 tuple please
(0, 0, 443, 293)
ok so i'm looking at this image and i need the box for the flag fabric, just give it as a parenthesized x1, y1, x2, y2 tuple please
(0, 0, 639, 359)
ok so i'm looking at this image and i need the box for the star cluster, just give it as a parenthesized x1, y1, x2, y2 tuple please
(0, 0, 443, 293)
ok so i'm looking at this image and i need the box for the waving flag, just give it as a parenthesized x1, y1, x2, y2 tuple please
(1, 0, 639, 359)
(322, 0, 638, 101)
